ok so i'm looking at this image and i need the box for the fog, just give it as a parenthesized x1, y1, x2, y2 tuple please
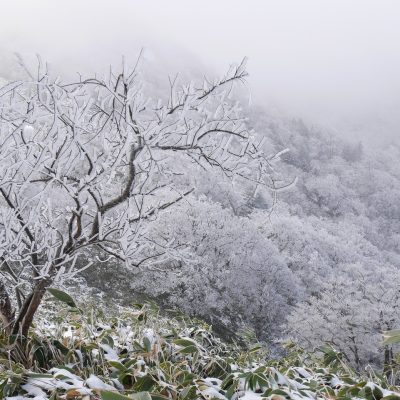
(1, 0, 399, 143)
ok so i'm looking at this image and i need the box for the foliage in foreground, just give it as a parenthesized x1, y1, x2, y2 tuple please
(1, 302, 400, 400)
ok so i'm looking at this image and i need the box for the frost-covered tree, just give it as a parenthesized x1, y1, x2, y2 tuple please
(130, 197, 300, 340)
(241, 109, 400, 367)
(286, 264, 400, 369)
(0, 58, 284, 340)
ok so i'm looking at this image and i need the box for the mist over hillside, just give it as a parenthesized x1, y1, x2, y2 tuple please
(2, 0, 400, 144)
(1, 34, 399, 369)
(1, 3, 400, 398)
(77, 104, 399, 368)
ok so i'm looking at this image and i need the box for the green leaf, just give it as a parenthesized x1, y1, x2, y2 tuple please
(52, 339, 70, 355)
(102, 334, 115, 348)
(179, 386, 197, 400)
(178, 345, 198, 354)
(131, 392, 152, 400)
(100, 390, 133, 400)
(150, 394, 170, 400)
(143, 337, 152, 352)
(133, 375, 155, 392)
(47, 288, 77, 308)
(383, 330, 400, 345)
(174, 338, 197, 347)
(225, 382, 238, 400)
(108, 361, 127, 372)
(133, 340, 146, 351)
(248, 345, 263, 353)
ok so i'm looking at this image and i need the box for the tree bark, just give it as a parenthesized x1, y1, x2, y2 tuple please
(11, 277, 51, 337)
(384, 346, 394, 381)
(0, 279, 15, 334)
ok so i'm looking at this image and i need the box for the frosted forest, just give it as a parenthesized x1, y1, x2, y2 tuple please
(1, 2, 400, 399)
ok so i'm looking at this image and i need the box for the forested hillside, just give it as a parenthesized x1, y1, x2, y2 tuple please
(2, 1, 400, 398)
(252, 112, 400, 368)
(1, 58, 399, 395)
(84, 107, 400, 370)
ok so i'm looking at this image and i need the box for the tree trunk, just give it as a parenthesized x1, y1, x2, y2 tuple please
(384, 346, 394, 381)
(0, 279, 15, 334)
(11, 277, 51, 338)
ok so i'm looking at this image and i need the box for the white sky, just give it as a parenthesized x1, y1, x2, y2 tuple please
(1, 0, 399, 142)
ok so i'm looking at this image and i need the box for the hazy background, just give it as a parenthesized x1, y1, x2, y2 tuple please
(1, 0, 399, 144)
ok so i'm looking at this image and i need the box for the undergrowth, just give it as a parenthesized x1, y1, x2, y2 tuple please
(1, 299, 400, 400)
